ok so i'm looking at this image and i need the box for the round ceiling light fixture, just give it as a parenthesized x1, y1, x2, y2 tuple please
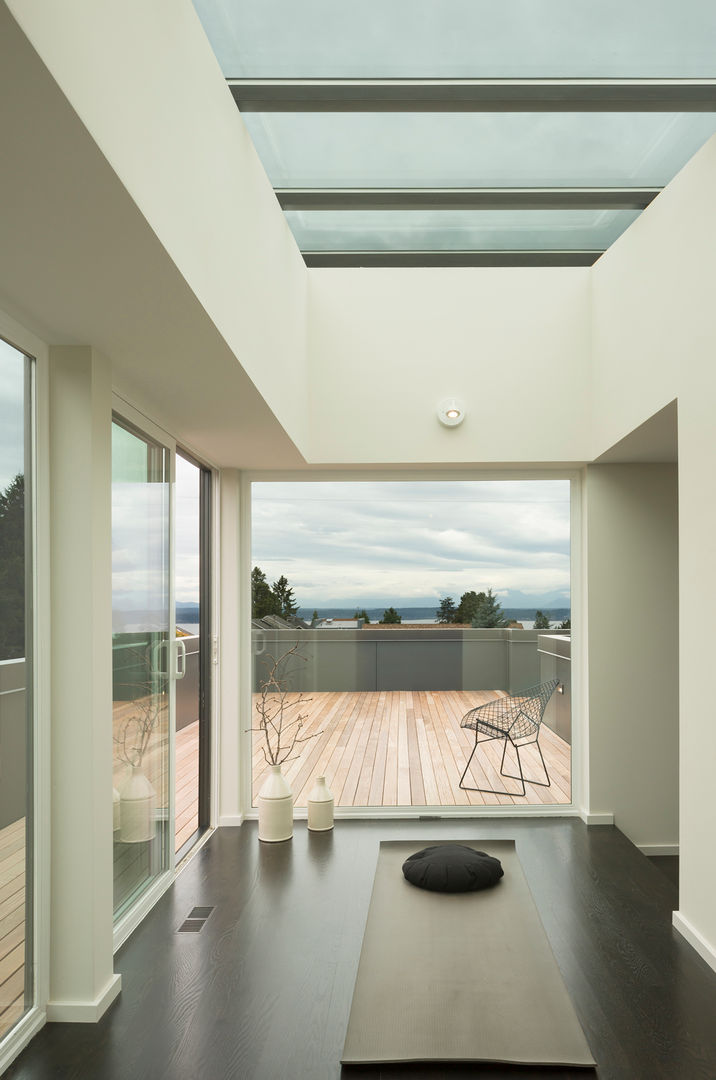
(437, 397, 466, 427)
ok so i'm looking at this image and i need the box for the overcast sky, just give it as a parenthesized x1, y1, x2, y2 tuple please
(0, 339, 26, 492)
(252, 480, 571, 609)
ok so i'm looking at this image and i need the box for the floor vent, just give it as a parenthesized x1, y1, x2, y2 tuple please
(177, 906, 215, 933)
(418, 815, 441, 821)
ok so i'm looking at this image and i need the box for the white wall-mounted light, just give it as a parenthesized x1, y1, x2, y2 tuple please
(437, 397, 466, 427)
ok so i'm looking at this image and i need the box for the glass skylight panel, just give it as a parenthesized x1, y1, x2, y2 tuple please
(193, 0, 716, 78)
(284, 209, 640, 252)
(243, 112, 716, 189)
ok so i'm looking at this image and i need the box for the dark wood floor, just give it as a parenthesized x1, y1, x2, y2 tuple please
(5, 820, 716, 1080)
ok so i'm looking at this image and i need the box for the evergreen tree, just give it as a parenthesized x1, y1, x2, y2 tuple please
(455, 590, 481, 624)
(353, 609, 371, 624)
(251, 566, 280, 619)
(436, 597, 456, 623)
(534, 610, 551, 630)
(0, 474, 25, 661)
(381, 606, 402, 624)
(559, 618, 571, 629)
(470, 588, 507, 628)
(310, 609, 319, 626)
(271, 574, 298, 618)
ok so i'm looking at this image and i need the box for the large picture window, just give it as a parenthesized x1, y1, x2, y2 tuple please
(0, 338, 33, 1039)
(250, 479, 572, 810)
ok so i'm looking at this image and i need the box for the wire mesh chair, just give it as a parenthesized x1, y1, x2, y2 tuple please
(459, 679, 559, 796)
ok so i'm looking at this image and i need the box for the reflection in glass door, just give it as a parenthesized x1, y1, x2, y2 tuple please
(111, 419, 172, 919)
(0, 339, 33, 1040)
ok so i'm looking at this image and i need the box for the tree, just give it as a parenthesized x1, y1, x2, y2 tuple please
(272, 574, 298, 618)
(353, 609, 371, 624)
(310, 609, 319, 626)
(559, 618, 571, 630)
(251, 566, 280, 619)
(456, 587, 506, 627)
(0, 474, 25, 661)
(470, 588, 507, 628)
(381, 607, 402, 624)
(534, 610, 551, 630)
(436, 597, 456, 624)
(454, 590, 481, 625)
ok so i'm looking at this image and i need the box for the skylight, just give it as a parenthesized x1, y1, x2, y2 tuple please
(193, 1, 716, 266)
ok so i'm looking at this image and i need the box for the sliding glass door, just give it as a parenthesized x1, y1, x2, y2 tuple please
(174, 451, 211, 859)
(0, 339, 33, 1039)
(111, 418, 172, 919)
(111, 416, 213, 921)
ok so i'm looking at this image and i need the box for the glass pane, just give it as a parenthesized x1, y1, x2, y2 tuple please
(251, 480, 571, 808)
(175, 454, 201, 855)
(193, 0, 716, 78)
(244, 112, 716, 189)
(285, 208, 640, 252)
(0, 338, 33, 1039)
(112, 419, 171, 920)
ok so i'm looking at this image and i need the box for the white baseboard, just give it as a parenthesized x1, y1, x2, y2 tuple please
(218, 814, 244, 827)
(673, 911, 716, 974)
(47, 972, 121, 1023)
(0, 1007, 46, 1074)
(580, 809, 614, 825)
(638, 843, 679, 857)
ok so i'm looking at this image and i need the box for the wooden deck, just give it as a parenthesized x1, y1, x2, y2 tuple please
(0, 817, 26, 1040)
(252, 689, 571, 807)
(175, 721, 199, 853)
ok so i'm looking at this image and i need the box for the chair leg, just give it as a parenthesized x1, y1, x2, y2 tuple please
(459, 731, 526, 797)
(500, 736, 551, 789)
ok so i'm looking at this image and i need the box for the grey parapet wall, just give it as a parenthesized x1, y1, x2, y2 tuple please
(0, 658, 27, 829)
(538, 633, 572, 745)
(251, 627, 557, 697)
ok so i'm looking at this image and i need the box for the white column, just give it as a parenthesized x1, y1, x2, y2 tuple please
(218, 468, 243, 825)
(47, 346, 120, 1021)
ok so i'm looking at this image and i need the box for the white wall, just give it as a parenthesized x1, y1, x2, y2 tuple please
(2, 0, 309, 466)
(584, 464, 679, 848)
(592, 136, 716, 954)
(48, 347, 120, 1021)
(306, 268, 592, 464)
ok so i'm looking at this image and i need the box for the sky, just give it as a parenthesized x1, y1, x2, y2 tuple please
(0, 338, 26, 492)
(252, 479, 571, 609)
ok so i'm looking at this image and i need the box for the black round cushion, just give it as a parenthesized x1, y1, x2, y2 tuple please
(402, 844, 504, 893)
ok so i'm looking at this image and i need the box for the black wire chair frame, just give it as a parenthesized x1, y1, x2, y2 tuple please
(458, 678, 560, 797)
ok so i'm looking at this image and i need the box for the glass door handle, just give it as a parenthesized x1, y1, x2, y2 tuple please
(152, 640, 170, 676)
(175, 638, 187, 680)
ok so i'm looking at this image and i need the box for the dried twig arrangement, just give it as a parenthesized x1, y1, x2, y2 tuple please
(114, 683, 166, 769)
(250, 642, 320, 767)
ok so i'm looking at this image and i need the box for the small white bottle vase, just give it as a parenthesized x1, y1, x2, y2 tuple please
(258, 764, 294, 843)
(307, 775, 334, 832)
(119, 766, 156, 843)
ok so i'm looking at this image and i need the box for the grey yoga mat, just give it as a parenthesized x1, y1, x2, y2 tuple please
(342, 839, 596, 1068)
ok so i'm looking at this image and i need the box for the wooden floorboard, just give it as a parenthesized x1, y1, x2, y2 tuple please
(6, 821, 716, 1080)
(0, 818, 25, 1041)
(252, 689, 571, 806)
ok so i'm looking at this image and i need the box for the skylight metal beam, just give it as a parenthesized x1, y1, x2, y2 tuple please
(276, 188, 660, 211)
(302, 251, 602, 268)
(229, 79, 716, 112)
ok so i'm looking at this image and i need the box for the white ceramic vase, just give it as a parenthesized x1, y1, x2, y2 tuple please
(119, 766, 156, 843)
(307, 775, 334, 832)
(258, 764, 293, 842)
(112, 786, 121, 833)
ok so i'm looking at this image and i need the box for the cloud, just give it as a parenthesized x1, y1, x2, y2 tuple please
(0, 341, 27, 491)
(252, 479, 570, 606)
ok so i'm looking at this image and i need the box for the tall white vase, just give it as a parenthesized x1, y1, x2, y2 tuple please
(307, 775, 334, 832)
(258, 764, 293, 843)
(119, 766, 156, 843)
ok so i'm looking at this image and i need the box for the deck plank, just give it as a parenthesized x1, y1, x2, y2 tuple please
(251, 689, 571, 807)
